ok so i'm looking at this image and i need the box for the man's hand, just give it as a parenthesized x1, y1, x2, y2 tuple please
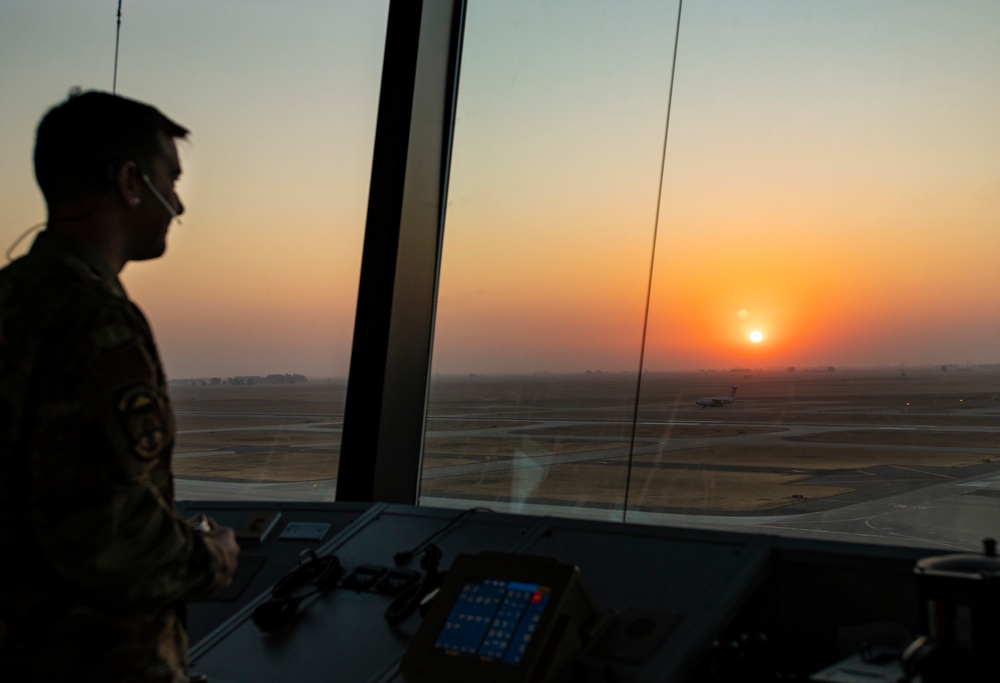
(199, 518, 240, 590)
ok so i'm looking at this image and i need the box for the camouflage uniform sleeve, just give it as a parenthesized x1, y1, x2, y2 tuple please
(27, 297, 220, 611)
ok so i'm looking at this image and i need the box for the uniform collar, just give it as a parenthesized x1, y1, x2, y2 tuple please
(28, 229, 127, 299)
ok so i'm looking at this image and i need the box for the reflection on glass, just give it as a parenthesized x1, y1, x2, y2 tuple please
(423, 0, 1000, 550)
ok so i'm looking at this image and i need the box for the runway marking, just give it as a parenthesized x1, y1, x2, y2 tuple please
(863, 516, 968, 550)
(957, 475, 1000, 488)
(889, 465, 955, 480)
(759, 522, 966, 551)
(175, 450, 237, 458)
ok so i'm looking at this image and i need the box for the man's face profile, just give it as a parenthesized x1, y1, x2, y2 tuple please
(127, 131, 184, 262)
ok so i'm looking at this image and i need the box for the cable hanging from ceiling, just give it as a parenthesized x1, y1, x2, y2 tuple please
(622, 0, 685, 521)
(113, 0, 124, 94)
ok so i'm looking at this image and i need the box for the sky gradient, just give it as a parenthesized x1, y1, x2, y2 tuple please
(433, 0, 1000, 374)
(3, 1, 998, 378)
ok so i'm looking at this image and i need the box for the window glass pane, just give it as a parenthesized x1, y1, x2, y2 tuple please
(424, 0, 1000, 550)
(632, 0, 1000, 549)
(423, 0, 680, 519)
(1, 1, 388, 501)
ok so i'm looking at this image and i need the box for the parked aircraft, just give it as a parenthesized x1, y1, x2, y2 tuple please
(695, 387, 742, 407)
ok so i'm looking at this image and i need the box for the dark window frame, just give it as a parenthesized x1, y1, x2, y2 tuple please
(338, 0, 466, 503)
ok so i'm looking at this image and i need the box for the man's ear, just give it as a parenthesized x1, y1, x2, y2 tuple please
(114, 160, 143, 207)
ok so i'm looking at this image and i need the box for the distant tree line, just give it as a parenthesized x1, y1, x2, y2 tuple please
(226, 374, 308, 386)
(181, 374, 308, 387)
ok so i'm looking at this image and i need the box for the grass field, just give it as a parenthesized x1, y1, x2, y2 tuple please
(170, 365, 1000, 513)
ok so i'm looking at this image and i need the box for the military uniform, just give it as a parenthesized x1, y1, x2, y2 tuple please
(0, 230, 225, 682)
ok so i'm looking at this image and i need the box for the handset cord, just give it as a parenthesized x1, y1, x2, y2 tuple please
(394, 507, 492, 566)
(385, 544, 445, 625)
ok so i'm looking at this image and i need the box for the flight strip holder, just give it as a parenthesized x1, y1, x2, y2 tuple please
(401, 551, 609, 683)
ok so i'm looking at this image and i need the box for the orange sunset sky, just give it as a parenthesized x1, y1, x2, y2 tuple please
(3, 1, 999, 378)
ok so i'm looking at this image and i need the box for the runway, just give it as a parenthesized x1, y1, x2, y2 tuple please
(175, 412, 1000, 552)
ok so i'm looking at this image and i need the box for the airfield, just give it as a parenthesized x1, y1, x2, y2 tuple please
(172, 366, 1000, 551)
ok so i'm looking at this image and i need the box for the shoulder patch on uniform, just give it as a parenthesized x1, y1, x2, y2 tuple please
(118, 385, 169, 460)
(94, 341, 151, 392)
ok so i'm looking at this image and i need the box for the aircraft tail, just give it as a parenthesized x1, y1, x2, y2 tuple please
(729, 387, 738, 397)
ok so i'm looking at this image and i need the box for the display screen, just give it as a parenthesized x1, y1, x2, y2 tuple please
(433, 579, 552, 665)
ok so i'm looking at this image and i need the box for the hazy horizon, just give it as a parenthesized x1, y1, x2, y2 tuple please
(165, 361, 1000, 386)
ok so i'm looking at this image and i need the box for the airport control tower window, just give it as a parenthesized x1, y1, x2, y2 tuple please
(6, 2, 999, 549)
(1, 2, 389, 501)
(421, 0, 1000, 551)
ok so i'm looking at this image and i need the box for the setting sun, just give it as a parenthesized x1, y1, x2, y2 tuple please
(749, 330, 764, 344)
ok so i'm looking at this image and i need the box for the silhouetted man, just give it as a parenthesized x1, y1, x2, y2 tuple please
(0, 90, 239, 683)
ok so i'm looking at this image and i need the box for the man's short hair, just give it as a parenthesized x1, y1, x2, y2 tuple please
(34, 89, 189, 206)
